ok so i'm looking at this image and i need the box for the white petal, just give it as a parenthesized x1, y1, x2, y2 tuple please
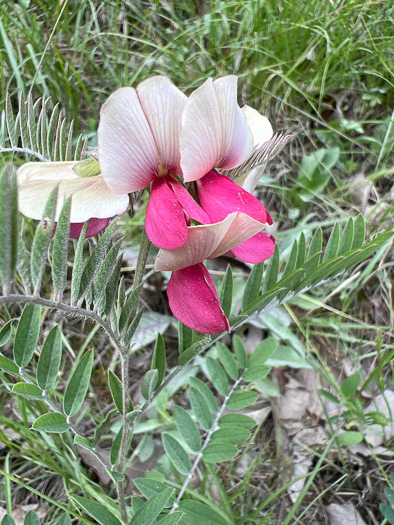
(242, 105, 273, 149)
(180, 78, 223, 182)
(98, 87, 159, 194)
(213, 76, 254, 169)
(17, 162, 129, 222)
(137, 76, 187, 175)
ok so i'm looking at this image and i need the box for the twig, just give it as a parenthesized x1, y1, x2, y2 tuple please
(0, 147, 47, 161)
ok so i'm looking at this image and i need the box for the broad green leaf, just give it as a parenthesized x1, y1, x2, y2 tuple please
(73, 158, 101, 177)
(189, 377, 217, 413)
(211, 426, 250, 445)
(17, 237, 32, 292)
(130, 487, 173, 525)
(157, 513, 184, 525)
(1, 516, 16, 525)
(243, 365, 270, 382)
(178, 322, 193, 354)
(93, 240, 122, 313)
(152, 333, 166, 387)
(12, 382, 43, 400)
(380, 504, 394, 525)
(249, 337, 278, 368)
(219, 264, 233, 317)
(189, 387, 213, 430)
(262, 244, 279, 293)
(352, 215, 365, 249)
(141, 369, 159, 400)
(0, 319, 15, 346)
(63, 349, 94, 417)
(283, 239, 298, 276)
(232, 335, 247, 369)
(341, 372, 361, 399)
(23, 511, 40, 525)
(72, 496, 122, 525)
(32, 413, 69, 433)
(74, 435, 93, 451)
(14, 304, 41, 368)
(338, 218, 354, 255)
(162, 434, 191, 474)
(206, 356, 228, 396)
(216, 342, 238, 380)
(134, 478, 174, 508)
(126, 409, 142, 423)
(336, 431, 363, 446)
(108, 370, 132, 414)
(30, 186, 57, 292)
(178, 335, 213, 365)
(202, 443, 238, 463)
(0, 355, 19, 376)
(110, 425, 123, 465)
(52, 197, 71, 299)
(173, 405, 201, 453)
(227, 391, 259, 410)
(178, 500, 228, 525)
(71, 223, 88, 304)
(385, 487, 394, 508)
(37, 325, 62, 390)
(323, 222, 340, 261)
(218, 414, 257, 430)
(0, 168, 18, 292)
(118, 282, 143, 333)
(242, 262, 264, 310)
(53, 515, 72, 525)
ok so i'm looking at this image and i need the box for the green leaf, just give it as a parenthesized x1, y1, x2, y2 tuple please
(72, 496, 122, 525)
(32, 413, 69, 433)
(93, 240, 122, 313)
(262, 244, 279, 293)
(243, 365, 270, 382)
(23, 511, 40, 525)
(74, 435, 93, 451)
(178, 500, 228, 525)
(242, 262, 264, 310)
(178, 322, 193, 354)
(189, 387, 213, 430)
(218, 414, 257, 430)
(307, 227, 322, 268)
(202, 443, 238, 463)
(178, 335, 213, 365)
(118, 282, 143, 333)
(227, 391, 259, 410)
(336, 431, 363, 446)
(284, 239, 298, 276)
(134, 478, 174, 508)
(157, 513, 184, 525)
(249, 337, 277, 368)
(104, 256, 123, 315)
(323, 222, 340, 261)
(338, 218, 354, 255)
(206, 356, 229, 396)
(53, 514, 72, 525)
(296, 232, 306, 268)
(216, 342, 238, 380)
(0, 167, 18, 292)
(1, 516, 16, 525)
(30, 186, 58, 293)
(52, 197, 71, 299)
(141, 369, 159, 400)
(12, 382, 43, 400)
(0, 319, 15, 346)
(219, 264, 233, 317)
(319, 390, 340, 404)
(380, 504, 394, 525)
(72, 158, 101, 177)
(130, 487, 173, 525)
(162, 434, 191, 474)
(0, 355, 19, 376)
(123, 308, 144, 347)
(152, 333, 166, 387)
(71, 223, 88, 304)
(352, 215, 365, 249)
(189, 377, 218, 413)
(232, 335, 247, 369)
(37, 325, 62, 391)
(173, 405, 201, 453)
(108, 370, 132, 414)
(211, 426, 250, 445)
(340, 372, 361, 399)
(63, 349, 94, 417)
(14, 304, 41, 368)
(110, 425, 123, 465)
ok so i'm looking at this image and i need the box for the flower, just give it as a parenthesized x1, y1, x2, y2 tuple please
(154, 211, 270, 333)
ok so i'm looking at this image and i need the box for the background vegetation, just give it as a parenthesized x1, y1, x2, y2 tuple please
(0, 0, 393, 523)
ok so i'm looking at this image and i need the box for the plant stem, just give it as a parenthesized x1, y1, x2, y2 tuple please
(133, 226, 151, 292)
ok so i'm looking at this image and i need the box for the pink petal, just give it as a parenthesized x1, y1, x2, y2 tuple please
(17, 162, 129, 223)
(69, 218, 110, 239)
(197, 171, 271, 224)
(242, 105, 273, 149)
(137, 77, 187, 175)
(145, 177, 188, 249)
(167, 263, 230, 334)
(155, 212, 264, 271)
(166, 177, 211, 225)
(231, 232, 276, 263)
(98, 87, 158, 194)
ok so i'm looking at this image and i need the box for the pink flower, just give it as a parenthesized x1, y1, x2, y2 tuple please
(155, 212, 270, 333)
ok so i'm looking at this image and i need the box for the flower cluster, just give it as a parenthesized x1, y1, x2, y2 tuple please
(17, 76, 276, 334)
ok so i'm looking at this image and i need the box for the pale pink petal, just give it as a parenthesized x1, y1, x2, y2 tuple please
(155, 212, 264, 271)
(180, 78, 223, 182)
(167, 263, 230, 334)
(242, 105, 273, 149)
(69, 218, 110, 239)
(137, 77, 187, 175)
(98, 87, 158, 194)
(213, 76, 253, 169)
(145, 177, 188, 249)
(166, 177, 211, 225)
(197, 171, 271, 224)
(231, 232, 276, 263)
(17, 162, 129, 223)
